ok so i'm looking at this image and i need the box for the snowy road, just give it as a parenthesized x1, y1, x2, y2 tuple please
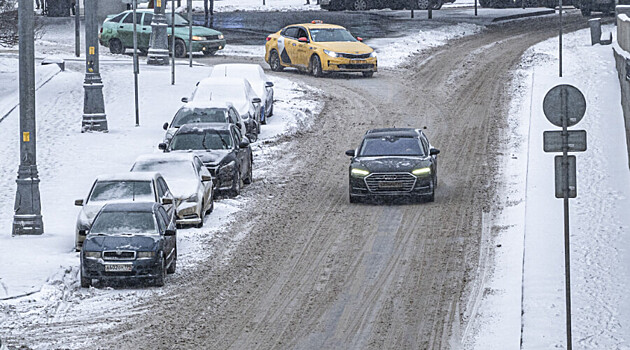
(46, 13, 589, 350)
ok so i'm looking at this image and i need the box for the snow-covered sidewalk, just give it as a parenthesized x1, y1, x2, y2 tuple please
(469, 25, 630, 349)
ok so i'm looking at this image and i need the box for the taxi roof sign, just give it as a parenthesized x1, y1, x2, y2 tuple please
(311, 20, 323, 24)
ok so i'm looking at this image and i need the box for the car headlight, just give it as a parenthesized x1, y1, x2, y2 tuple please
(369, 51, 377, 58)
(84, 251, 101, 259)
(220, 160, 236, 174)
(218, 34, 224, 40)
(412, 167, 431, 176)
(324, 49, 339, 58)
(351, 168, 370, 177)
(137, 251, 155, 259)
(191, 35, 205, 41)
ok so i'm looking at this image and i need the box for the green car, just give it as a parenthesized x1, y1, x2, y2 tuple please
(99, 9, 226, 57)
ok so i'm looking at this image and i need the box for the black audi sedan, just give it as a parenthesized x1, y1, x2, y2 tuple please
(80, 202, 177, 288)
(160, 123, 253, 197)
(345, 128, 440, 203)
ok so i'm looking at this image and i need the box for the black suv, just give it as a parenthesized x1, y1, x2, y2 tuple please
(345, 128, 440, 203)
(160, 123, 253, 197)
(80, 202, 177, 288)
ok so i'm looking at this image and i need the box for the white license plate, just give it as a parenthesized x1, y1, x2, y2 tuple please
(379, 182, 403, 188)
(105, 263, 133, 272)
(353, 60, 367, 64)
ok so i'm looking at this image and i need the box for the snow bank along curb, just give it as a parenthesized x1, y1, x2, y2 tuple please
(614, 14, 630, 166)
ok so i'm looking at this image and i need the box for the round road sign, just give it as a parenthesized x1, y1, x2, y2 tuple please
(542, 84, 586, 127)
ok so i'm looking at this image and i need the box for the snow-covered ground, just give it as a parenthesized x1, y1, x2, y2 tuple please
(468, 25, 630, 349)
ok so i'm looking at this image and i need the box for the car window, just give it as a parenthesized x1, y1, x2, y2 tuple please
(172, 108, 228, 127)
(233, 125, 243, 143)
(122, 13, 134, 24)
(142, 13, 153, 26)
(193, 157, 204, 174)
(90, 211, 157, 235)
(158, 207, 170, 227)
(110, 13, 126, 23)
(229, 108, 240, 124)
(296, 27, 308, 39)
(155, 179, 165, 199)
(157, 178, 170, 196)
(420, 136, 430, 154)
(283, 27, 299, 39)
(232, 127, 241, 147)
(359, 136, 426, 157)
(309, 28, 358, 42)
(155, 209, 166, 233)
(88, 180, 155, 203)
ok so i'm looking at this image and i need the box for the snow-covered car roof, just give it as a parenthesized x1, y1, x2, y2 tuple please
(180, 99, 235, 110)
(133, 152, 199, 164)
(94, 172, 161, 182)
(210, 64, 267, 82)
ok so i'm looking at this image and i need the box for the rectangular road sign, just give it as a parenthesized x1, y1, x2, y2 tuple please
(543, 130, 587, 153)
(555, 155, 577, 198)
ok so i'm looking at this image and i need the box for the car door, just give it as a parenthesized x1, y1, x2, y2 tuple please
(157, 207, 175, 265)
(229, 107, 246, 134)
(156, 177, 175, 220)
(117, 12, 134, 48)
(193, 156, 213, 209)
(279, 27, 300, 66)
(232, 126, 250, 179)
(139, 12, 153, 50)
(295, 27, 311, 68)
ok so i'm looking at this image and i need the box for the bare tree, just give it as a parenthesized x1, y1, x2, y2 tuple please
(0, 0, 18, 47)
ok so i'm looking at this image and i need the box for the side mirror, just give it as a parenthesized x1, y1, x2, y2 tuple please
(239, 140, 250, 148)
(298, 37, 309, 43)
(163, 122, 169, 130)
(252, 97, 262, 104)
(265, 81, 274, 88)
(78, 229, 87, 236)
(158, 143, 167, 151)
(75, 199, 84, 206)
(430, 148, 440, 156)
(356, 37, 363, 42)
(201, 174, 212, 182)
(164, 228, 176, 236)
(161, 197, 173, 205)
(345, 149, 355, 157)
(181, 97, 188, 103)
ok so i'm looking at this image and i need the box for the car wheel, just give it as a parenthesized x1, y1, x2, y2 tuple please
(248, 130, 258, 142)
(426, 177, 436, 202)
(154, 255, 166, 287)
(196, 202, 204, 228)
(351, 0, 369, 10)
(109, 39, 124, 54)
(362, 71, 374, 78)
(207, 195, 214, 214)
(229, 169, 242, 197)
(80, 269, 91, 288)
(203, 49, 218, 56)
(244, 159, 253, 185)
(166, 249, 177, 274)
(269, 50, 284, 72)
(268, 104, 274, 117)
(416, 0, 429, 9)
(430, 0, 443, 9)
(174, 39, 187, 58)
(310, 55, 323, 77)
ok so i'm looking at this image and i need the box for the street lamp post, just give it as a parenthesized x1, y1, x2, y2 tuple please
(82, 0, 108, 132)
(147, 0, 170, 65)
(13, 0, 43, 235)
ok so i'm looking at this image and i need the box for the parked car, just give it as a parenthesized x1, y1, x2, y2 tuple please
(99, 9, 226, 57)
(345, 128, 440, 203)
(130, 153, 213, 228)
(162, 101, 246, 145)
(265, 20, 377, 77)
(80, 202, 177, 288)
(183, 77, 262, 141)
(209, 64, 275, 124)
(74, 172, 175, 251)
(160, 123, 253, 197)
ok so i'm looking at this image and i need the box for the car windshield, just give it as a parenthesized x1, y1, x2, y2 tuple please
(90, 211, 157, 235)
(172, 108, 228, 127)
(88, 181, 154, 203)
(193, 83, 247, 103)
(170, 130, 233, 150)
(359, 136, 425, 157)
(165, 13, 189, 26)
(309, 28, 358, 42)
(132, 160, 197, 181)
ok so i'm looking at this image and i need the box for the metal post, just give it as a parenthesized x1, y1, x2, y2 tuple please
(559, 0, 563, 77)
(171, 5, 175, 85)
(74, 0, 80, 57)
(82, 0, 108, 132)
(188, 0, 193, 67)
(148, 0, 169, 65)
(561, 88, 572, 350)
(133, 0, 140, 126)
(428, 7, 432, 19)
(474, 0, 477, 16)
(13, 0, 44, 235)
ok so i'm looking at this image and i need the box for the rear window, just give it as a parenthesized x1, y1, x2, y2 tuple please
(90, 211, 157, 235)
(171, 108, 228, 128)
(170, 130, 233, 151)
(88, 181, 154, 203)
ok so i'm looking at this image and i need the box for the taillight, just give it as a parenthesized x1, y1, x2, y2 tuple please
(266, 36, 271, 41)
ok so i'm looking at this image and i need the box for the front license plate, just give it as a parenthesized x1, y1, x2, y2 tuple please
(353, 60, 367, 64)
(105, 263, 133, 272)
(379, 182, 403, 188)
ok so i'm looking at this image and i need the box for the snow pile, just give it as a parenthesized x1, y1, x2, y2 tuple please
(469, 25, 630, 349)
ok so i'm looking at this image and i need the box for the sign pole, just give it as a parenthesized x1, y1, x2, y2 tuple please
(171, 3, 175, 85)
(188, 0, 193, 67)
(75, 0, 80, 57)
(561, 88, 572, 350)
(133, 0, 140, 126)
(559, 0, 563, 77)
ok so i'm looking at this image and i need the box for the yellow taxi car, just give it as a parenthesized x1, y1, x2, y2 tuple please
(265, 21, 377, 78)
